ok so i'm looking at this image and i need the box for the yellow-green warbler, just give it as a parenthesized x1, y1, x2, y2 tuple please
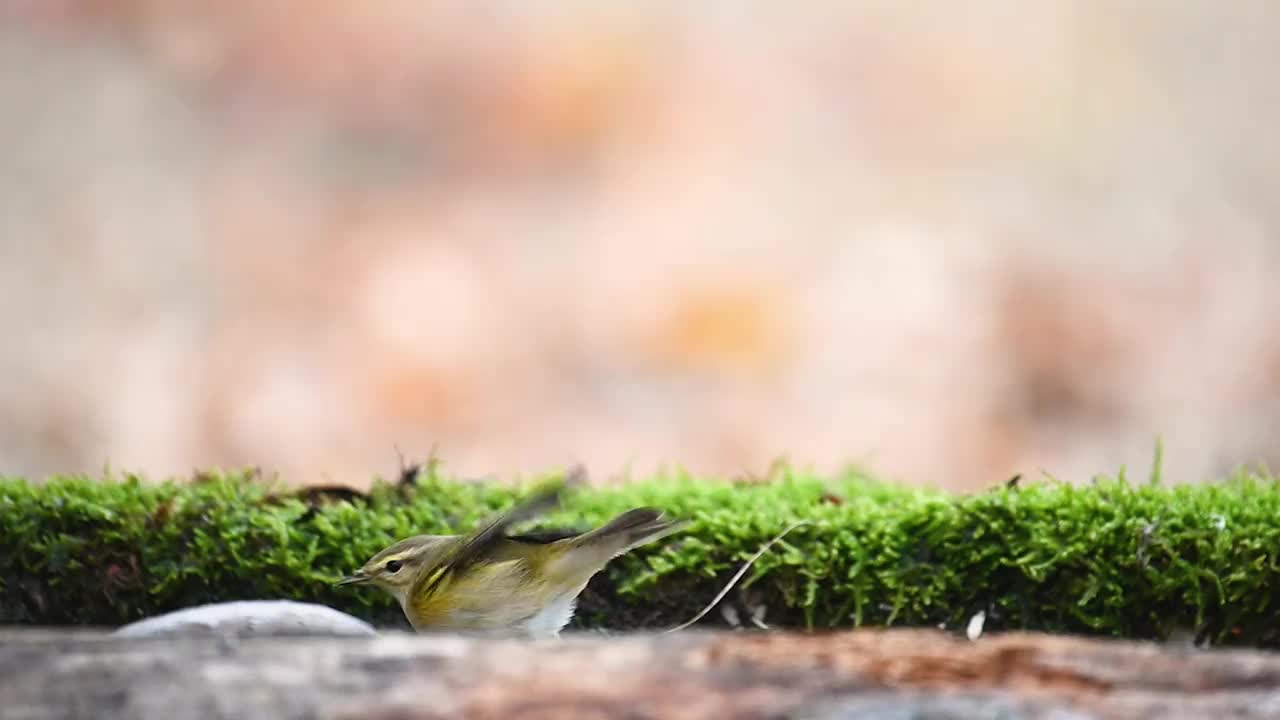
(336, 482, 687, 638)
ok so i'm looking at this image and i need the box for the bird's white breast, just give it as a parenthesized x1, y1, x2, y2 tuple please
(521, 595, 577, 639)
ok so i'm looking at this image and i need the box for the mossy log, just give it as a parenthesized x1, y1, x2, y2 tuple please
(4, 628, 1280, 720)
(6, 469, 1280, 646)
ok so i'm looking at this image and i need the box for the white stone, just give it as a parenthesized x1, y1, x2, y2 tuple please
(113, 600, 377, 638)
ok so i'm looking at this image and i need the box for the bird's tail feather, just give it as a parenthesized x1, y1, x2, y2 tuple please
(545, 508, 688, 584)
(574, 508, 688, 553)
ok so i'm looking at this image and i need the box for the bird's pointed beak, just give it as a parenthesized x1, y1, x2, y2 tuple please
(335, 571, 368, 587)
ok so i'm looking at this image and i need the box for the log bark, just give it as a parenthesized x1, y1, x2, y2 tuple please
(4, 628, 1280, 720)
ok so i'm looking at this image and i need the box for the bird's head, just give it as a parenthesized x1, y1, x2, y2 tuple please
(336, 535, 451, 604)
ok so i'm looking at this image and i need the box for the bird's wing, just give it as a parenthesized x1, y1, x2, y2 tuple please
(414, 481, 566, 596)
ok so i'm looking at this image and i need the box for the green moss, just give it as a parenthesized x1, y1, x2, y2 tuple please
(2, 465, 1279, 646)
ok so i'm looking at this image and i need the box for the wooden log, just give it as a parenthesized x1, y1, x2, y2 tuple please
(3, 628, 1280, 720)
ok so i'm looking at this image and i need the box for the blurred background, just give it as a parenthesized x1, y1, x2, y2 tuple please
(2, 2, 1277, 490)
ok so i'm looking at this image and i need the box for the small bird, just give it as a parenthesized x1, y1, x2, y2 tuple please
(336, 482, 687, 638)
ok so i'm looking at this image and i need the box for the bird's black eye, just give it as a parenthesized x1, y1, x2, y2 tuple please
(384, 559, 403, 573)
